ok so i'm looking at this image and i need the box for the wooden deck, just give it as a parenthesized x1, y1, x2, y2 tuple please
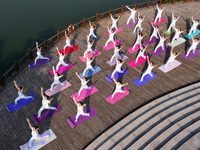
(1, 1, 200, 150)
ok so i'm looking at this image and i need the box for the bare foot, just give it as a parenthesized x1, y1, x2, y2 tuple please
(88, 114, 90, 117)
(48, 58, 50, 61)
(37, 116, 40, 118)
(33, 63, 36, 65)
(75, 120, 77, 122)
(32, 97, 34, 100)
(14, 104, 17, 107)
(139, 80, 142, 82)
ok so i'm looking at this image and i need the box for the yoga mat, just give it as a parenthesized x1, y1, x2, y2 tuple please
(6, 94, 37, 112)
(45, 80, 71, 96)
(31, 104, 62, 124)
(144, 37, 159, 45)
(70, 85, 98, 102)
(159, 60, 181, 73)
(124, 19, 138, 28)
(151, 18, 166, 26)
(105, 27, 124, 35)
(105, 68, 128, 82)
(184, 30, 200, 39)
(28, 57, 52, 69)
(106, 54, 128, 66)
(79, 66, 101, 79)
(102, 40, 122, 50)
(50, 63, 73, 76)
(182, 49, 200, 60)
(19, 129, 56, 150)
(150, 45, 170, 56)
(79, 49, 101, 62)
(128, 54, 149, 68)
(106, 87, 130, 104)
(67, 107, 98, 128)
(127, 44, 146, 54)
(57, 45, 79, 55)
(133, 72, 157, 87)
(168, 37, 186, 47)
(163, 28, 177, 35)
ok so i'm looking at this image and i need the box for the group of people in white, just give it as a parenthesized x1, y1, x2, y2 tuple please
(11, 2, 200, 148)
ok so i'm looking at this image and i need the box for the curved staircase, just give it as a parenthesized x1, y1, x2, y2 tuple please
(85, 82, 200, 150)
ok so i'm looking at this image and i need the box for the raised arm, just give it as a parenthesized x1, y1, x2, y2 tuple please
(122, 59, 126, 65)
(75, 72, 81, 80)
(191, 34, 194, 41)
(144, 44, 148, 50)
(142, 33, 147, 38)
(191, 16, 194, 22)
(56, 47, 60, 55)
(36, 42, 39, 50)
(52, 66, 56, 75)
(49, 97, 54, 102)
(126, 5, 132, 11)
(89, 21, 92, 27)
(65, 31, 67, 38)
(122, 82, 128, 87)
(86, 79, 90, 84)
(72, 96, 77, 105)
(172, 12, 174, 20)
(165, 36, 169, 40)
(26, 118, 32, 130)
(41, 87, 44, 97)
(91, 56, 95, 62)
(176, 51, 181, 57)
(170, 47, 174, 54)
(110, 14, 114, 20)
(13, 80, 20, 91)
(156, 3, 159, 9)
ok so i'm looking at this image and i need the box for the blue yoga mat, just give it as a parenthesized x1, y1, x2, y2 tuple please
(79, 66, 101, 79)
(133, 72, 157, 87)
(105, 68, 128, 82)
(184, 30, 200, 39)
(6, 93, 37, 112)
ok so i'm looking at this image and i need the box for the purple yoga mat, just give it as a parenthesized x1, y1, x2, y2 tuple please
(105, 68, 128, 82)
(150, 45, 170, 56)
(159, 60, 181, 73)
(29, 57, 52, 69)
(31, 104, 62, 124)
(67, 107, 98, 128)
(182, 49, 200, 60)
(124, 19, 138, 28)
(144, 37, 159, 45)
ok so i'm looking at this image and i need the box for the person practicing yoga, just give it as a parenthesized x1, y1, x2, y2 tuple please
(167, 12, 180, 32)
(105, 26, 116, 47)
(185, 35, 200, 57)
(188, 16, 199, 36)
(13, 80, 33, 107)
(110, 42, 123, 63)
(126, 6, 138, 25)
(111, 77, 128, 100)
(26, 118, 50, 148)
(88, 21, 97, 39)
(33, 42, 49, 65)
(110, 14, 120, 31)
(135, 44, 148, 64)
(37, 87, 57, 118)
(64, 31, 73, 50)
(111, 56, 126, 78)
(154, 32, 169, 53)
(149, 24, 162, 41)
(82, 53, 95, 77)
(75, 72, 92, 97)
(132, 30, 146, 51)
(171, 26, 185, 45)
(133, 13, 145, 33)
(72, 96, 90, 122)
(154, 3, 166, 23)
(56, 47, 69, 70)
(83, 35, 96, 58)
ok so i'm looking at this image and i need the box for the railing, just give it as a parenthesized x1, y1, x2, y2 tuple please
(0, 0, 189, 87)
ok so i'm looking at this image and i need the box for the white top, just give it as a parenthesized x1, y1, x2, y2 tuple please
(146, 65, 154, 74)
(36, 50, 41, 56)
(137, 19, 143, 26)
(115, 83, 123, 91)
(138, 49, 145, 57)
(191, 40, 199, 48)
(81, 79, 87, 86)
(115, 62, 122, 72)
(114, 47, 119, 55)
(53, 68, 61, 83)
(174, 29, 183, 38)
(153, 27, 159, 35)
(157, 8, 163, 16)
(192, 21, 199, 29)
(86, 58, 92, 68)
(59, 54, 65, 62)
(130, 9, 137, 17)
(109, 30, 116, 39)
(76, 104, 84, 114)
(66, 39, 70, 45)
(159, 38, 165, 44)
(18, 91, 24, 97)
(87, 43, 92, 51)
(31, 128, 38, 137)
(111, 16, 119, 26)
(42, 96, 50, 108)
(136, 36, 143, 44)
(168, 53, 176, 62)
(89, 27, 94, 34)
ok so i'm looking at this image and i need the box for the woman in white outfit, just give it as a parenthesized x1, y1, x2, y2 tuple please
(56, 47, 69, 70)
(13, 80, 33, 107)
(64, 31, 73, 50)
(186, 35, 200, 57)
(171, 26, 185, 44)
(110, 42, 123, 63)
(110, 14, 120, 31)
(154, 3, 166, 23)
(82, 53, 95, 77)
(126, 6, 138, 24)
(111, 56, 125, 78)
(139, 56, 158, 82)
(37, 87, 57, 118)
(33, 42, 49, 65)
(50, 66, 65, 91)
(164, 47, 181, 69)
(75, 72, 92, 97)
(133, 13, 145, 33)
(105, 26, 116, 47)
(135, 44, 148, 64)
(26, 118, 50, 148)
(188, 16, 199, 36)
(167, 12, 180, 32)
(132, 31, 146, 51)
(111, 77, 128, 100)
(154, 32, 169, 53)
(88, 21, 97, 39)
(84, 35, 96, 58)
(72, 96, 90, 122)
(149, 24, 162, 41)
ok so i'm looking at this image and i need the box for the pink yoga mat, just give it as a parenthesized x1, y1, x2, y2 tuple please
(158, 60, 181, 73)
(106, 87, 130, 104)
(127, 44, 146, 54)
(45, 81, 71, 96)
(106, 54, 128, 66)
(105, 27, 124, 35)
(102, 40, 122, 50)
(128, 54, 149, 68)
(70, 85, 98, 102)
(50, 63, 73, 76)
(151, 18, 166, 26)
(79, 49, 101, 62)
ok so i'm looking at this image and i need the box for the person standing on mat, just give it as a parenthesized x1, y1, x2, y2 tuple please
(105, 26, 116, 47)
(167, 12, 180, 32)
(133, 13, 145, 33)
(139, 56, 158, 82)
(154, 3, 166, 23)
(64, 31, 73, 50)
(72, 96, 90, 122)
(186, 35, 200, 57)
(56, 47, 69, 70)
(88, 21, 97, 40)
(110, 42, 123, 63)
(75, 72, 92, 97)
(154, 32, 169, 53)
(171, 26, 185, 45)
(135, 44, 148, 64)
(132, 30, 146, 51)
(111, 77, 128, 100)
(50, 66, 65, 91)
(110, 14, 120, 31)
(82, 53, 95, 77)
(188, 16, 199, 36)
(111, 56, 125, 78)
(149, 24, 162, 41)
(164, 47, 181, 69)
(84, 35, 96, 58)
(126, 6, 138, 25)
(26, 118, 50, 148)
(37, 87, 57, 118)
(13, 80, 33, 107)
(33, 42, 49, 65)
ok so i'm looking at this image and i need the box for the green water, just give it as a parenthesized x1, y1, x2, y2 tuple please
(0, 0, 150, 75)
